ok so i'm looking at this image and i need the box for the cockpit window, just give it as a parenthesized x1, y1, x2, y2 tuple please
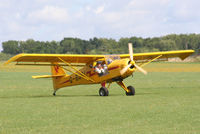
(107, 58, 113, 65)
(105, 55, 120, 65)
(94, 61, 109, 76)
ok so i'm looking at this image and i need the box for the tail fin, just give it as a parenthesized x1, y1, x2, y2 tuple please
(51, 62, 65, 76)
(51, 62, 66, 90)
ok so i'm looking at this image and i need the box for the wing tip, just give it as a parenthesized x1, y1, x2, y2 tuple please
(180, 50, 195, 60)
(4, 53, 25, 65)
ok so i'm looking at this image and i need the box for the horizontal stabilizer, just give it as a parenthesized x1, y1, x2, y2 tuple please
(32, 74, 65, 79)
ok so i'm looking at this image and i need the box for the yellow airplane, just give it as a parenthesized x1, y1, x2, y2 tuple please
(5, 43, 194, 96)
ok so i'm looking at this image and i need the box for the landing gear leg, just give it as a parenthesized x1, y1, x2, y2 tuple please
(116, 81, 135, 96)
(53, 91, 56, 96)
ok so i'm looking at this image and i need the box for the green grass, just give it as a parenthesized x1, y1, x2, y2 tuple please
(0, 63, 200, 134)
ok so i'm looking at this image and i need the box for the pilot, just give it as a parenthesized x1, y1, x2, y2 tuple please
(94, 61, 105, 76)
(107, 58, 113, 65)
(102, 62, 108, 73)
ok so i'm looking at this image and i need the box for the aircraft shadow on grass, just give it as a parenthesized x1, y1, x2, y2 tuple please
(0, 92, 159, 99)
(0, 94, 118, 99)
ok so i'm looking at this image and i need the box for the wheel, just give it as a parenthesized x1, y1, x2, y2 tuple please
(53, 91, 56, 96)
(99, 87, 109, 96)
(126, 86, 135, 96)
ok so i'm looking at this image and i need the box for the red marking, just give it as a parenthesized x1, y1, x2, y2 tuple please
(101, 82, 106, 87)
(62, 80, 70, 84)
(86, 71, 96, 77)
(86, 71, 90, 74)
(108, 66, 119, 71)
(90, 73, 95, 76)
(54, 66, 59, 73)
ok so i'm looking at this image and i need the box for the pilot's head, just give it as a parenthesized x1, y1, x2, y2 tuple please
(97, 61, 102, 65)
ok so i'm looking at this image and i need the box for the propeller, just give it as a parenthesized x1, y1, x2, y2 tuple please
(120, 43, 147, 75)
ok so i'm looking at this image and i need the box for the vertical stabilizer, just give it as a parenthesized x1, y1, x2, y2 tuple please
(51, 62, 65, 75)
(51, 62, 66, 90)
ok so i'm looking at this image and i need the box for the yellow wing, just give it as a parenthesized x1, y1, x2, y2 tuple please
(120, 50, 194, 62)
(4, 53, 105, 65)
(4, 50, 194, 65)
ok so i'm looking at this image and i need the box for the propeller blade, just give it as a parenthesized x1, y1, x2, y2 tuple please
(128, 43, 133, 61)
(120, 64, 132, 75)
(134, 64, 147, 75)
(120, 43, 147, 75)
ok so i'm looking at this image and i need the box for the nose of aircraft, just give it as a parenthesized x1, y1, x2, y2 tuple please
(120, 43, 147, 75)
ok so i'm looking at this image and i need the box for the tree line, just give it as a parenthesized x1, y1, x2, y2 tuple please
(2, 34, 200, 55)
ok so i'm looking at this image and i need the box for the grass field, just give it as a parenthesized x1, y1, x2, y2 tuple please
(0, 62, 200, 134)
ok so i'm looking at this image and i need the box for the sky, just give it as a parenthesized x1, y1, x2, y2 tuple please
(1, 0, 200, 51)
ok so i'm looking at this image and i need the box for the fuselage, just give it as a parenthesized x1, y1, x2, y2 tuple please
(54, 58, 136, 89)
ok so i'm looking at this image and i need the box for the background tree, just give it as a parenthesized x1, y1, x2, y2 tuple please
(2, 40, 20, 54)
(2, 34, 200, 55)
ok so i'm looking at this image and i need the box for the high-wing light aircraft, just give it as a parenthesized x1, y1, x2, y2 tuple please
(5, 43, 194, 96)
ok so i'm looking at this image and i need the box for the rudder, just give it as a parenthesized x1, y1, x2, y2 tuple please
(51, 62, 66, 90)
(51, 62, 65, 76)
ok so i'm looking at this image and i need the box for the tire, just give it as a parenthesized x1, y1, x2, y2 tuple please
(126, 86, 135, 96)
(53, 91, 56, 96)
(99, 87, 109, 96)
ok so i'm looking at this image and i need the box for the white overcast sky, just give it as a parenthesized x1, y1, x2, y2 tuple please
(1, 0, 200, 51)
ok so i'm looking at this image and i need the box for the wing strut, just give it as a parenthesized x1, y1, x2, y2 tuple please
(58, 57, 95, 82)
(139, 55, 162, 68)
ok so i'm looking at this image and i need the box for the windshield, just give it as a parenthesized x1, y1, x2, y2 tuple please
(105, 55, 120, 65)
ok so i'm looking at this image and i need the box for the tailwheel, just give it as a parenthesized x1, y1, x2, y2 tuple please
(99, 87, 109, 96)
(126, 86, 135, 96)
(53, 91, 56, 96)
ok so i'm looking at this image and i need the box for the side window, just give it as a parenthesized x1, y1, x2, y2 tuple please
(105, 55, 120, 65)
(94, 61, 109, 77)
(106, 58, 113, 65)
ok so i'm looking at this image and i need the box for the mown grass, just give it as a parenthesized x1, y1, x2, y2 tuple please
(0, 62, 200, 134)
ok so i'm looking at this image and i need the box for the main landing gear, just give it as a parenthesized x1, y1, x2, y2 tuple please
(99, 82, 109, 96)
(117, 81, 135, 96)
(99, 87, 109, 96)
(98, 81, 135, 96)
(126, 86, 135, 96)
